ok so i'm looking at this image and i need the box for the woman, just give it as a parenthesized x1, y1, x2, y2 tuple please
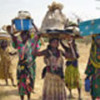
(60, 38, 81, 100)
(33, 37, 67, 100)
(8, 29, 40, 100)
(0, 40, 15, 86)
(85, 34, 100, 100)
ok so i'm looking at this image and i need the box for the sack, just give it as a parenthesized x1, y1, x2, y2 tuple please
(12, 19, 33, 31)
(85, 78, 91, 92)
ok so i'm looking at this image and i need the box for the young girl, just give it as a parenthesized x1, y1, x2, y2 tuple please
(60, 38, 82, 100)
(33, 37, 67, 100)
(0, 40, 16, 86)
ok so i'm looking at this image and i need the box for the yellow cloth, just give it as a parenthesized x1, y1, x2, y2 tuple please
(0, 47, 12, 79)
(65, 65, 81, 89)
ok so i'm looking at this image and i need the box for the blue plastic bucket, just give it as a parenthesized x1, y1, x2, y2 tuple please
(85, 78, 91, 92)
(13, 19, 33, 31)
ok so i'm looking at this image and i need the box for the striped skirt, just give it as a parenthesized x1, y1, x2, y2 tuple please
(42, 72, 67, 100)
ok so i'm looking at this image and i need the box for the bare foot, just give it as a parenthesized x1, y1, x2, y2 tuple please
(12, 84, 17, 87)
(68, 94, 75, 99)
(6, 82, 9, 86)
(78, 97, 82, 100)
(32, 90, 36, 94)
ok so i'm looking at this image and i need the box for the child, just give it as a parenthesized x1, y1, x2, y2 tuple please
(60, 38, 82, 100)
(0, 40, 16, 86)
(33, 38, 67, 100)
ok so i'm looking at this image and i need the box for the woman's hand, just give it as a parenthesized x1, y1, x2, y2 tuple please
(26, 77, 30, 85)
(68, 38, 74, 46)
(6, 26, 14, 37)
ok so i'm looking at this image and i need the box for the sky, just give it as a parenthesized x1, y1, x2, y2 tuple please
(0, 0, 100, 28)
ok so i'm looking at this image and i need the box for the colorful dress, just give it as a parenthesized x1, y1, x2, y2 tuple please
(12, 38, 40, 96)
(0, 47, 12, 80)
(42, 49, 67, 100)
(85, 35, 100, 99)
(64, 45, 81, 89)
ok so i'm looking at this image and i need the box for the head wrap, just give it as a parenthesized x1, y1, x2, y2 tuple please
(49, 38, 59, 43)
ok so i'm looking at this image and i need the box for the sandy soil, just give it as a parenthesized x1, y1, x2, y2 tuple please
(0, 42, 92, 100)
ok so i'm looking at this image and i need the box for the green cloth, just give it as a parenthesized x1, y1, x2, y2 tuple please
(12, 37, 41, 95)
(85, 35, 100, 98)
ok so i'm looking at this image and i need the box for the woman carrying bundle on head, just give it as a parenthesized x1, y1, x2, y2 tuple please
(60, 38, 82, 100)
(32, 36, 67, 100)
(7, 25, 41, 100)
(85, 34, 100, 100)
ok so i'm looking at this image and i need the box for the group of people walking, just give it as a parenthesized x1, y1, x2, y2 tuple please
(1, 27, 100, 100)
(1, 25, 82, 100)
(0, 14, 100, 100)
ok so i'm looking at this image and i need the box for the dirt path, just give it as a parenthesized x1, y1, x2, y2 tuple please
(0, 43, 92, 100)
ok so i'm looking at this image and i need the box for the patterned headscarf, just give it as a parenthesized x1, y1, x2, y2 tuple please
(90, 35, 100, 68)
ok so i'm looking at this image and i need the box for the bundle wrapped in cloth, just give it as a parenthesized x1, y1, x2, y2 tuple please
(40, 2, 80, 39)
(79, 18, 100, 36)
(12, 11, 34, 31)
(0, 30, 11, 40)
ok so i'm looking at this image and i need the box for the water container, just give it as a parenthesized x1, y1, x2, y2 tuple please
(85, 78, 91, 92)
(13, 19, 33, 31)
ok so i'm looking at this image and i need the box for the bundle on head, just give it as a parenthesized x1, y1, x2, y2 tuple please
(48, 2, 63, 11)
(17, 10, 32, 19)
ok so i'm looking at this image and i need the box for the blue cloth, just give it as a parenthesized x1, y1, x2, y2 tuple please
(85, 78, 91, 92)
(79, 18, 100, 36)
(94, 35, 100, 40)
(66, 60, 78, 68)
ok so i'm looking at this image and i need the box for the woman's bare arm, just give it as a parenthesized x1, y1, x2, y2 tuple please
(60, 40, 69, 51)
(33, 49, 47, 57)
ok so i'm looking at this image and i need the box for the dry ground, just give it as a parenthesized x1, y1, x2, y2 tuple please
(0, 42, 92, 100)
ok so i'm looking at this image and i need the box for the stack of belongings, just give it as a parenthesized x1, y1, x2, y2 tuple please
(10, 11, 36, 41)
(12, 11, 34, 33)
(40, 2, 80, 39)
(79, 18, 100, 36)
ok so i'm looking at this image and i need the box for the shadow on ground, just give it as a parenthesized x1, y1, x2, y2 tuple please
(0, 89, 18, 98)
